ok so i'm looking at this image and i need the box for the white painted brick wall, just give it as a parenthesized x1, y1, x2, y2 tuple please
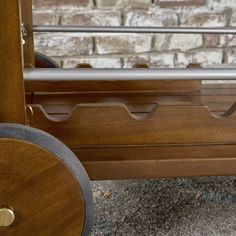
(95, 34, 152, 54)
(154, 34, 203, 52)
(125, 8, 178, 27)
(32, 0, 236, 68)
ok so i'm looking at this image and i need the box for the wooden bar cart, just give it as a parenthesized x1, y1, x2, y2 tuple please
(1, 1, 236, 235)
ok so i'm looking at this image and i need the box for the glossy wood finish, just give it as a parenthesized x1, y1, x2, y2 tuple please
(0, 138, 85, 235)
(21, 0, 35, 68)
(25, 82, 236, 180)
(74, 145, 236, 180)
(25, 79, 201, 93)
(83, 158, 236, 180)
(0, 3, 95, 235)
(0, 124, 93, 235)
(28, 103, 236, 146)
(4, 1, 236, 182)
(0, 0, 26, 124)
(28, 84, 236, 116)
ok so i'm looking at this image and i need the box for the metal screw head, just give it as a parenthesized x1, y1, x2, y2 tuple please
(0, 208, 15, 227)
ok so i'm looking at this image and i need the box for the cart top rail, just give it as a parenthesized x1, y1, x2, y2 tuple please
(33, 26, 236, 34)
(24, 68, 236, 82)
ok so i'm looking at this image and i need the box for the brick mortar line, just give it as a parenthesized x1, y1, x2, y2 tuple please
(50, 47, 226, 58)
(33, 0, 236, 67)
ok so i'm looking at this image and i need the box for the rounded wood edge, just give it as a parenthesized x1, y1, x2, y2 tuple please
(0, 123, 94, 236)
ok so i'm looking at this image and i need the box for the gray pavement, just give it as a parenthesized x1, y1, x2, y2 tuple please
(91, 176, 236, 236)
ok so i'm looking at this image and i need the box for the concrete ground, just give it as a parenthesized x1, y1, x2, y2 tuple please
(91, 176, 236, 236)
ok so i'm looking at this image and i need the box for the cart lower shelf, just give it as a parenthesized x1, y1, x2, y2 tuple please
(26, 83, 236, 180)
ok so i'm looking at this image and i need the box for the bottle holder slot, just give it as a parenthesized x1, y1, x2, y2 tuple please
(27, 103, 236, 148)
(28, 82, 236, 117)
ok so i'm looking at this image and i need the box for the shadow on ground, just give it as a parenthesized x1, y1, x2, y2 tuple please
(91, 176, 236, 236)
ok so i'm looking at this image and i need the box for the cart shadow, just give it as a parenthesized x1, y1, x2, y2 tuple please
(91, 176, 236, 235)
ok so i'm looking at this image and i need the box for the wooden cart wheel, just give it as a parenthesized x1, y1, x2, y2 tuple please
(0, 124, 93, 236)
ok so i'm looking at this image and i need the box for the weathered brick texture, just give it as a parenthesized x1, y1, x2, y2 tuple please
(175, 49, 223, 67)
(154, 34, 203, 52)
(123, 53, 175, 68)
(34, 33, 93, 56)
(95, 34, 152, 54)
(125, 9, 178, 27)
(33, 0, 235, 68)
(61, 10, 122, 26)
(33, 0, 93, 10)
(96, 0, 151, 9)
(63, 57, 122, 68)
(154, 0, 206, 8)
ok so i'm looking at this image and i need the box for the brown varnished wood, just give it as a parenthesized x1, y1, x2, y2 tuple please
(25, 54, 236, 180)
(75, 64, 92, 68)
(25, 80, 202, 94)
(26, 81, 236, 95)
(25, 82, 236, 179)
(29, 93, 235, 116)
(31, 93, 200, 112)
(6, 2, 236, 182)
(28, 102, 236, 119)
(72, 144, 236, 179)
(0, 138, 85, 235)
(28, 82, 236, 116)
(0, 0, 26, 124)
(27, 104, 236, 147)
(25, 93, 33, 104)
(21, 0, 35, 67)
(32, 92, 200, 102)
(83, 158, 236, 180)
(73, 144, 236, 162)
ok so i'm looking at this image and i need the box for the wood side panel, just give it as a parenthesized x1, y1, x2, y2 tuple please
(73, 144, 236, 179)
(72, 144, 236, 162)
(25, 80, 201, 93)
(30, 90, 236, 114)
(28, 100, 234, 116)
(28, 104, 236, 147)
(0, 0, 26, 124)
(32, 93, 199, 105)
(26, 81, 236, 94)
(83, 158, 236, 180)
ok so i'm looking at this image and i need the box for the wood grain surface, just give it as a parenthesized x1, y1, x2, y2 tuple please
(21, 0, 35, 68)
(73, 145, 236, 180)
(27, 104, 236, 146)
(0, 138, 85, 235)
(12, 1, 236, 181)
(26, 83, 236, 179)
(0, 124, 94, 235)
(25, 80, 201, 94)
(0, 0, 26, 124)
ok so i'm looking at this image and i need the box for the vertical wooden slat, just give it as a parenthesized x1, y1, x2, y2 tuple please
(21, 0, 35, 67)
(0, 0, 26, 124)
